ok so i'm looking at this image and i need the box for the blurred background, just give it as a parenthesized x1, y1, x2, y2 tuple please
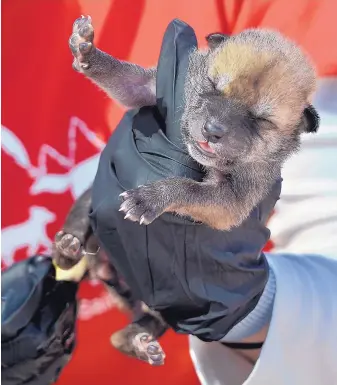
(2, 1, 337, 384)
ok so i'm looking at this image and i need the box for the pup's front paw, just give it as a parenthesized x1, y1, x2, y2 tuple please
(54, 231, 83, 269)
(69, 15, 95, 71)
(119, 185, 166, 225)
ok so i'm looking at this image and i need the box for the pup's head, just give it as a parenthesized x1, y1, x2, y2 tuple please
(181, 29, 320, 171)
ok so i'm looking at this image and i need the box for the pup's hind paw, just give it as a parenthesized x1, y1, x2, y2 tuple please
(110, 325, 166, 366)
(69, 15, 95, 71)
(132, 332, 166, 366)
(54, 231, 83, 269)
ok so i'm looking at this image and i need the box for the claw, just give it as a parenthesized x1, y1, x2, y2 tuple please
(55, 230, 65, 242)
(119, 201, 128, 212)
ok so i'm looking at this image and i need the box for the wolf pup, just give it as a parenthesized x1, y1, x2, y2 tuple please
(60, 15, 319, 365)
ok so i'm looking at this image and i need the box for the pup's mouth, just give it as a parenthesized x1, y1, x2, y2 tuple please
(196, 141, 216, 156)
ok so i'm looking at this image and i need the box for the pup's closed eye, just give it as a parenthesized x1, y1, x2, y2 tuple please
(249, 111, 272, 125)
(256, 116, 271, 123)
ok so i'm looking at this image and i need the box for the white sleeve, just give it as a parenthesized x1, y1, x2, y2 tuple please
(246, 253, 337, 385)
(189, 253, 337, 385)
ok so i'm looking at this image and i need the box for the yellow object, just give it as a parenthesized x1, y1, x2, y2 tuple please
(54, 255, 89, 282)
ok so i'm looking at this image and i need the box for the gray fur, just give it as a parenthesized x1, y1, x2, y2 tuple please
(70, 15, 156, 109)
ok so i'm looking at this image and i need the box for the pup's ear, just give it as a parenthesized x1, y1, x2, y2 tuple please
(302, 105, 320, 133)
(205, 33, 228, 50)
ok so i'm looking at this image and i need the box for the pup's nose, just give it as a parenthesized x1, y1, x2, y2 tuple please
(202, 121, 227, 142)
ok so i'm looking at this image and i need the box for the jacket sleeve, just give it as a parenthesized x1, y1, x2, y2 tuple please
(1, 256, 78, 385)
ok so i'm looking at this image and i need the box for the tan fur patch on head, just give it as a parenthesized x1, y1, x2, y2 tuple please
(210, 42, 273, 93)
(209, 31, 317, 132)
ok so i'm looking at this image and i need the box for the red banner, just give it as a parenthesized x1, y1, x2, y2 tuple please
(2, 1, 336, 384)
